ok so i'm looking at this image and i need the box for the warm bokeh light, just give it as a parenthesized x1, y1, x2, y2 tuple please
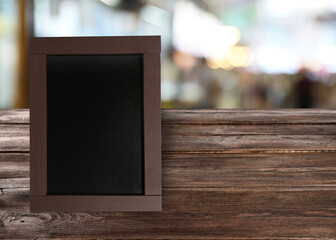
(205, 58, 220, 70)
(207, 46, 252, 70)
(215, 57, 234, 70)
(227, 46, 252, 67)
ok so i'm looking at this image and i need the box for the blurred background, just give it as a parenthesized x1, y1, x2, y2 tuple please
(1, 0, 336, 109)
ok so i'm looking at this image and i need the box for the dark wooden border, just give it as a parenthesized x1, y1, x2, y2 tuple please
(29, 36, 160, 55)
(29, 54, 46, 195)
(143, 54, 161, 195)
(30, 196, 162, 212)
(29, 36, 161, 212)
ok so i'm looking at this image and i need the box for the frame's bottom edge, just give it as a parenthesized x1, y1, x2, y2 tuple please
(30, 195, 162, 212)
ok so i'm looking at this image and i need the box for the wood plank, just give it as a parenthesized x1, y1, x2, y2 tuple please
(0, 124, 29, 137)
(0, 153, 29, 189)
(0, 178, 29, 188)
(162, 109, 336, 124)
(0, 125, 29, 152)
(2, 109, 336, 125)
(163, 124, 336, 136)
(2, 124, 336, 153)
(3, 188, 336, 215)
(2, 153, 336, 191)
(163, 134, 336, 153)
(163, 152, 336, 168)
(0, 159, 29, 179)
(163, 153, 336, 190)
(0, 152, 29, 162)
(1, 188, 336, 239)
(0, 109, 29, 124)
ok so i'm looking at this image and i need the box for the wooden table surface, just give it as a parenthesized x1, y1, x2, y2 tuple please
(1, 109, 336, 239)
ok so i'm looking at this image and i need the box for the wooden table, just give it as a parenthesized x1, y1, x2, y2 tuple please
(1, 109, 336, 239)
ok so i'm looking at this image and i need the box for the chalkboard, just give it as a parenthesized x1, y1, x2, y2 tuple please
(46, 54, 144, 195)
(30, 36, 161, 212)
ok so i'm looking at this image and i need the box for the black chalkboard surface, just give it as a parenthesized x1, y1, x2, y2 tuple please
(46, 55, 144, 195)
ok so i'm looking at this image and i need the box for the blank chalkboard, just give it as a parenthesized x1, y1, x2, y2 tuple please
(30, 36, 161, 212)
(46, 54, 144, 195)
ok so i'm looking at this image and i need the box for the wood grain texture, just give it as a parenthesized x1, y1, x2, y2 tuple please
(1, 188, 336, 239)
(0, 153, 29, 179)
(4, 121, 336, 153)
(163, 134, 336, 153)
(0, 125, 29, 152)
(162, 152, 336, 190)
(1, 109, 336, 239)
(164, 124, 336, 135)
(0, 109, 29, 124)
(3, 152, 336, 191)
(162, 109, 336, 124)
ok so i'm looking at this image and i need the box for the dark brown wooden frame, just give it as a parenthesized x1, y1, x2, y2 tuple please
(29, 36, 161, 212)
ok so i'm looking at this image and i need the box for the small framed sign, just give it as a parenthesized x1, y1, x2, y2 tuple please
(29, 36, 161, 212)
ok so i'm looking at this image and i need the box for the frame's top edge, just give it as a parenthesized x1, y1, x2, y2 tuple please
(30, 35, 161, 40)
(29, 35, 161, 54)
